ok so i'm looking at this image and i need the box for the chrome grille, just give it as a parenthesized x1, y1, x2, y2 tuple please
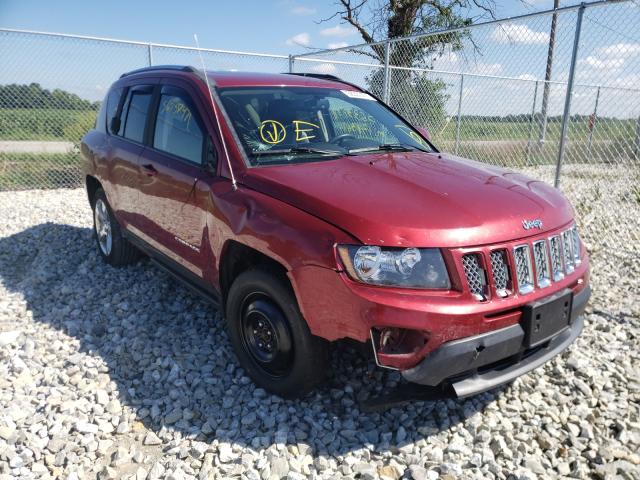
(562, 230, 575, 274)
(462, 254, 487, 301)
(513, 245, 534, 294)
(532, 240, 551, 288)
(571, 226, 581, 265)
(490, 250, 510, 297)
(549, 235, 564, 281)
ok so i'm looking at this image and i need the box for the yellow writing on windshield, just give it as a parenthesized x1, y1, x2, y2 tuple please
(259, 120, 286, 144)
(293, 120, 319, 141)
(395, 124, 428, 147)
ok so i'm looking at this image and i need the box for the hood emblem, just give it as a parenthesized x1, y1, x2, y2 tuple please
(522, 219, 543, 230)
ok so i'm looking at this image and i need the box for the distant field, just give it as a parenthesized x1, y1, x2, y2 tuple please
(0, 152, 81, 190)
(0, 106, 637, 190)
(434, 117, 637, 144)
(0, 108, 97, 142)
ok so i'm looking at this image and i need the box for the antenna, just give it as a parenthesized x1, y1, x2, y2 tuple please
(194, 34, 237, 191)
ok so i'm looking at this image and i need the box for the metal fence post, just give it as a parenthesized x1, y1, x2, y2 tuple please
(587, 85, 600, 158)
(147, 43, 153, 66)
(635, 116, 640, 158)
(526, 80, 540, 164)
(288, 54, 294, 73)
(455, 74, 464, 155)
(554, 3, 585, 188)
(382, 41, 391, 103)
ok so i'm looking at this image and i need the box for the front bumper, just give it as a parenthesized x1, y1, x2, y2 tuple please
(402, 285, 590, 397)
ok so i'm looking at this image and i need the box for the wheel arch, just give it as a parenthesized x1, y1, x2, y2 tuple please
(218, 240, 290, 307)
(85, 175, 102, 207)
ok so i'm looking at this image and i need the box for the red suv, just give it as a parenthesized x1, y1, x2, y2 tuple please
(81, 66, 590, 398)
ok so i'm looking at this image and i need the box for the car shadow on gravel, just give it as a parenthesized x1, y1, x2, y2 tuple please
(0, 222, 501, 455)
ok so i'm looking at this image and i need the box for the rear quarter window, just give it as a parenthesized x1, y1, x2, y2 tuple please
(105, 87, 124, 135)
(122, 89, 153, 143)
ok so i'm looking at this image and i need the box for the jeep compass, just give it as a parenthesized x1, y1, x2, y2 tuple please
(81, 66, 590, 398)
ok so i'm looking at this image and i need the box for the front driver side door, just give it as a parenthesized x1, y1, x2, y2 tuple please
(133, 82, 217, 279)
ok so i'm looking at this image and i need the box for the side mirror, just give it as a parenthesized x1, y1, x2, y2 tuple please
(416, 127, 430, 140)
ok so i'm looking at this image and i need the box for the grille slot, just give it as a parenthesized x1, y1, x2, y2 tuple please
(549, 235, 565, 281)
(490, 250, 510, 297)
(513, 245, 534, 294)
(532, 240, 551, 288)
(571, 226, 581, 265)
(462, 254, 487, 301)
(562, 230, 575, 274)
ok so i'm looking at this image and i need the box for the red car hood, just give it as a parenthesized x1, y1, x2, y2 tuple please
(241, 152, 574, 248)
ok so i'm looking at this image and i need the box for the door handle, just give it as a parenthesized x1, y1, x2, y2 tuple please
(141, 164, 158, 177)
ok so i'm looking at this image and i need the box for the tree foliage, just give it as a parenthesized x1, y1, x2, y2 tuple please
(0, 83, 98, 110)
(325, 1, 499, 130)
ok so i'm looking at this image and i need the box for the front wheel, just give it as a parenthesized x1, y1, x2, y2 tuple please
(225, 268, 329, 398)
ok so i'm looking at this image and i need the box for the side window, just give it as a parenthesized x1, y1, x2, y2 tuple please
(153, 88, 206, 165)
(122, 88, 153, 143)
(106, 87, 124, 135)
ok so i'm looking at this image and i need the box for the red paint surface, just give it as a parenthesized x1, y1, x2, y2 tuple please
(82, 69, 590, 371)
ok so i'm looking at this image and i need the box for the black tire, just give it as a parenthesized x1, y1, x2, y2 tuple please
(225, 268, 329, 398)
(91, 188, 139, 267)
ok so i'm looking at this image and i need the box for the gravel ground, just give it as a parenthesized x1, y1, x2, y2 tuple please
(0, 188, 638, 480)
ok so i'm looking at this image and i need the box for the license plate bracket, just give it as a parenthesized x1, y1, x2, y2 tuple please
(522, 289, 573, 348)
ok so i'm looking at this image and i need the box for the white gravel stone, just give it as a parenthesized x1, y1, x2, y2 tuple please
(0, 187, 638, 480)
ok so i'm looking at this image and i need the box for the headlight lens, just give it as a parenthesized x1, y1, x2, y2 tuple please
(337, 245, 451, 289)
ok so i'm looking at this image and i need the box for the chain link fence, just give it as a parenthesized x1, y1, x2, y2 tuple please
(0, 29, 288, 191)
(291, 0, 640, 258)
(1, 1, 639, 259)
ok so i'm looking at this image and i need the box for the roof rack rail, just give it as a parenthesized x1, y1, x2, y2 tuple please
(286, 72, 345, 82)
(120, 65, 197, 78)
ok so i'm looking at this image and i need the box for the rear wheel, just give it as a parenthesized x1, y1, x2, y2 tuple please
(92, 188, 139, 266)
(225, 268, 329, 398)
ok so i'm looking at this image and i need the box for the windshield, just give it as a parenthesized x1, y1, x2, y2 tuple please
(218, 86, 435, 166)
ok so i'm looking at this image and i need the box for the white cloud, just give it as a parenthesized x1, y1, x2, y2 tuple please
(310, 63, 337, 74)
(472, 62, 503, 75)
(578, 43, 640, 72)
(291, 5, 316, 15)
(285, 32, 311, 47)
(516, 74, 537, 81)
(491, 23, 549, 45)
(580, 56, 625, 70)
(596, 42, 640, 58)
(320, 25, 355, 37)
(327, 42, 349, 49)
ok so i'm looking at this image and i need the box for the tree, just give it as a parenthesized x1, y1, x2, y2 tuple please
(0, 83, 98, 110)
(323, 1, 499, 132)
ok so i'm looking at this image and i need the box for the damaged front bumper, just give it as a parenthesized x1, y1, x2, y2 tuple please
(402, 285, 591, 397)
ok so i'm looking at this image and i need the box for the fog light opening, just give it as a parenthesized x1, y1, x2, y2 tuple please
(370, 327, 428, 370)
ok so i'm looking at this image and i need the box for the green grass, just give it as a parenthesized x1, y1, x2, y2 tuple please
(433, 117, 637, 144)
(0, 152, 82, 190)
(0, 108, 97, 141)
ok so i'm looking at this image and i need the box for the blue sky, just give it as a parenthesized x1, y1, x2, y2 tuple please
(1, 0, 639, 118)
(1, 0, 569, 55)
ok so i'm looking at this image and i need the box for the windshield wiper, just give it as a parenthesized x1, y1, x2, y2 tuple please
(348, 143, 429, 154)
(252, 147, 345, 157)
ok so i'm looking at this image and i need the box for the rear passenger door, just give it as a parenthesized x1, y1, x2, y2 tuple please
(133, 81, 217, 278)
(106, 83, 156, 227)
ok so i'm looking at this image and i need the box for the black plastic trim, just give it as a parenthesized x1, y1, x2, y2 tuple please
(120, 65, 197, 78)
(122, 230, 221, 306)
(402, 285, 591, 397)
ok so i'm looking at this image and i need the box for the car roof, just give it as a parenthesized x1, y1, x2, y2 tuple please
(119, 65, 358, 91)
(206, 71, 357, 90)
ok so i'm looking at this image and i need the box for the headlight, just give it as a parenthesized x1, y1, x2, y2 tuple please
(337, 245, 451, 289)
